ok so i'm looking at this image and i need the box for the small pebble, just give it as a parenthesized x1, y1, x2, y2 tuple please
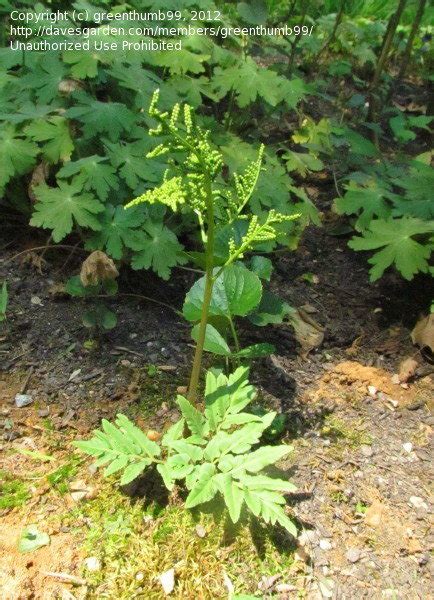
(409, 496, 428, 510)
(402, 442, 413, 453)
(15, 394, 33, 408)
(367, 386, 377, 397)
(319, 539, 332, 550)
(84, 557, 101, 572)
(361, 445, 373, 457)
(346, 548, 362, 563)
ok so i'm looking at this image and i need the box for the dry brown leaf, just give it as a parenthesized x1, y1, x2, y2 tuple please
(147, 429, 161, 441)
(411, 314, 434, 354)
(28, 162, 49, 203)
(397, 358, 418, 383)
(58, 79, 83, 95)
(80, 251, 119, 286)
(291, 308, 325, 356)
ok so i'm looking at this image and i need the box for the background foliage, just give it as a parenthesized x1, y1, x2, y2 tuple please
(0, 0, 432, 283)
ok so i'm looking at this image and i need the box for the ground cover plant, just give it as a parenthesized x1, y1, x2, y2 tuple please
(0, 0, 433, 598)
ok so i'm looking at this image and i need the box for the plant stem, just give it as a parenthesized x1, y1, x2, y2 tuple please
(367, 0, 408, 145)
(228, 316, 240, 353)
(187, 174, 215, 404)
(395, 0, 427, 86)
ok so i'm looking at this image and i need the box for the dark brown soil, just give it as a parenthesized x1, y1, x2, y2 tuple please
(0, 213, 432, 599)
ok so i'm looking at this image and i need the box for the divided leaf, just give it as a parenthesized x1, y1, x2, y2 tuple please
(30, 180, 104, 242)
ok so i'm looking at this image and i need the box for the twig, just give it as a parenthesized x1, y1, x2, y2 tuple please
(332, 169, 342, 198)
(20, 366, 34, 393)
(5, 245, 87, 265)
(99, 293, 182, 317)
(42, 572, 86, 586)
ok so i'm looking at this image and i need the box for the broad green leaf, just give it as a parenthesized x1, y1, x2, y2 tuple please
(151, 48, 209, 75)
(58, 156, 119, 201)
(66, 95, 136, 141)
(105, 139, 165, 189)
(392, 161, 434, 219)
(86, 205, 147, 260)
(22, 54, 66, 103)
(233, 343, 275, 359)
(334, 182, 392, 230)
(63, 48, 112, 78)
(176, 395, 206, 438)
(183, 264, 262, 322)
(249, 256, 273, 280)
(212, 57, 287, 108)
(185, 463, 217, 508)
(283, 150, 324, 178)
(131, 221, 186, 280)
(248, 290, 294, 326)
(0, 124, 38, 193)
(237, 0, 267, 24)
(349, 217, 434, 281)
(25, 116, 74, 163)
(30, 180, 104, 242)
(191, 323, 231, 356)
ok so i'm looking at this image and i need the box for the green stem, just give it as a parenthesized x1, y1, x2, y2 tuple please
(228, 316, 240, 353)
(187, 174, 215, 405)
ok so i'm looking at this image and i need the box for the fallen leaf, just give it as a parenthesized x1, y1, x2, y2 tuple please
(364, 500, 384, 528)
(80, 251, 118, 287)
(19, 525, 50, 553)
(158, 568, 175, 595)
(290, 308, 325, 356)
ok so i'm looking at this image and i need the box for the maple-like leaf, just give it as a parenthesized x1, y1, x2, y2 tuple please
(392, 161, 434, 220)
(105, 139, 166, 190)
(25, 116, 74, 163)
(30, 180, 104, 242)
(86, 204, 148, 259)
(57, 155, 118, 200)
(334, 182, 393, 230)
(66, 94, 136, 141)
(349, 217, 434, 281)
(22, 54, 66, 103)
(212, 57, 286, 107)
(0, 124, 38, 192)
(150, 48, 209, 75)
(131, 221, 186, 280)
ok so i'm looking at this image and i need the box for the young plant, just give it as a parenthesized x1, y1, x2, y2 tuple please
(0, 281, 8, 323)
(66, 251, 119, 331)
(75, 366, 297, 536)
(126, 91, 298, 402)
